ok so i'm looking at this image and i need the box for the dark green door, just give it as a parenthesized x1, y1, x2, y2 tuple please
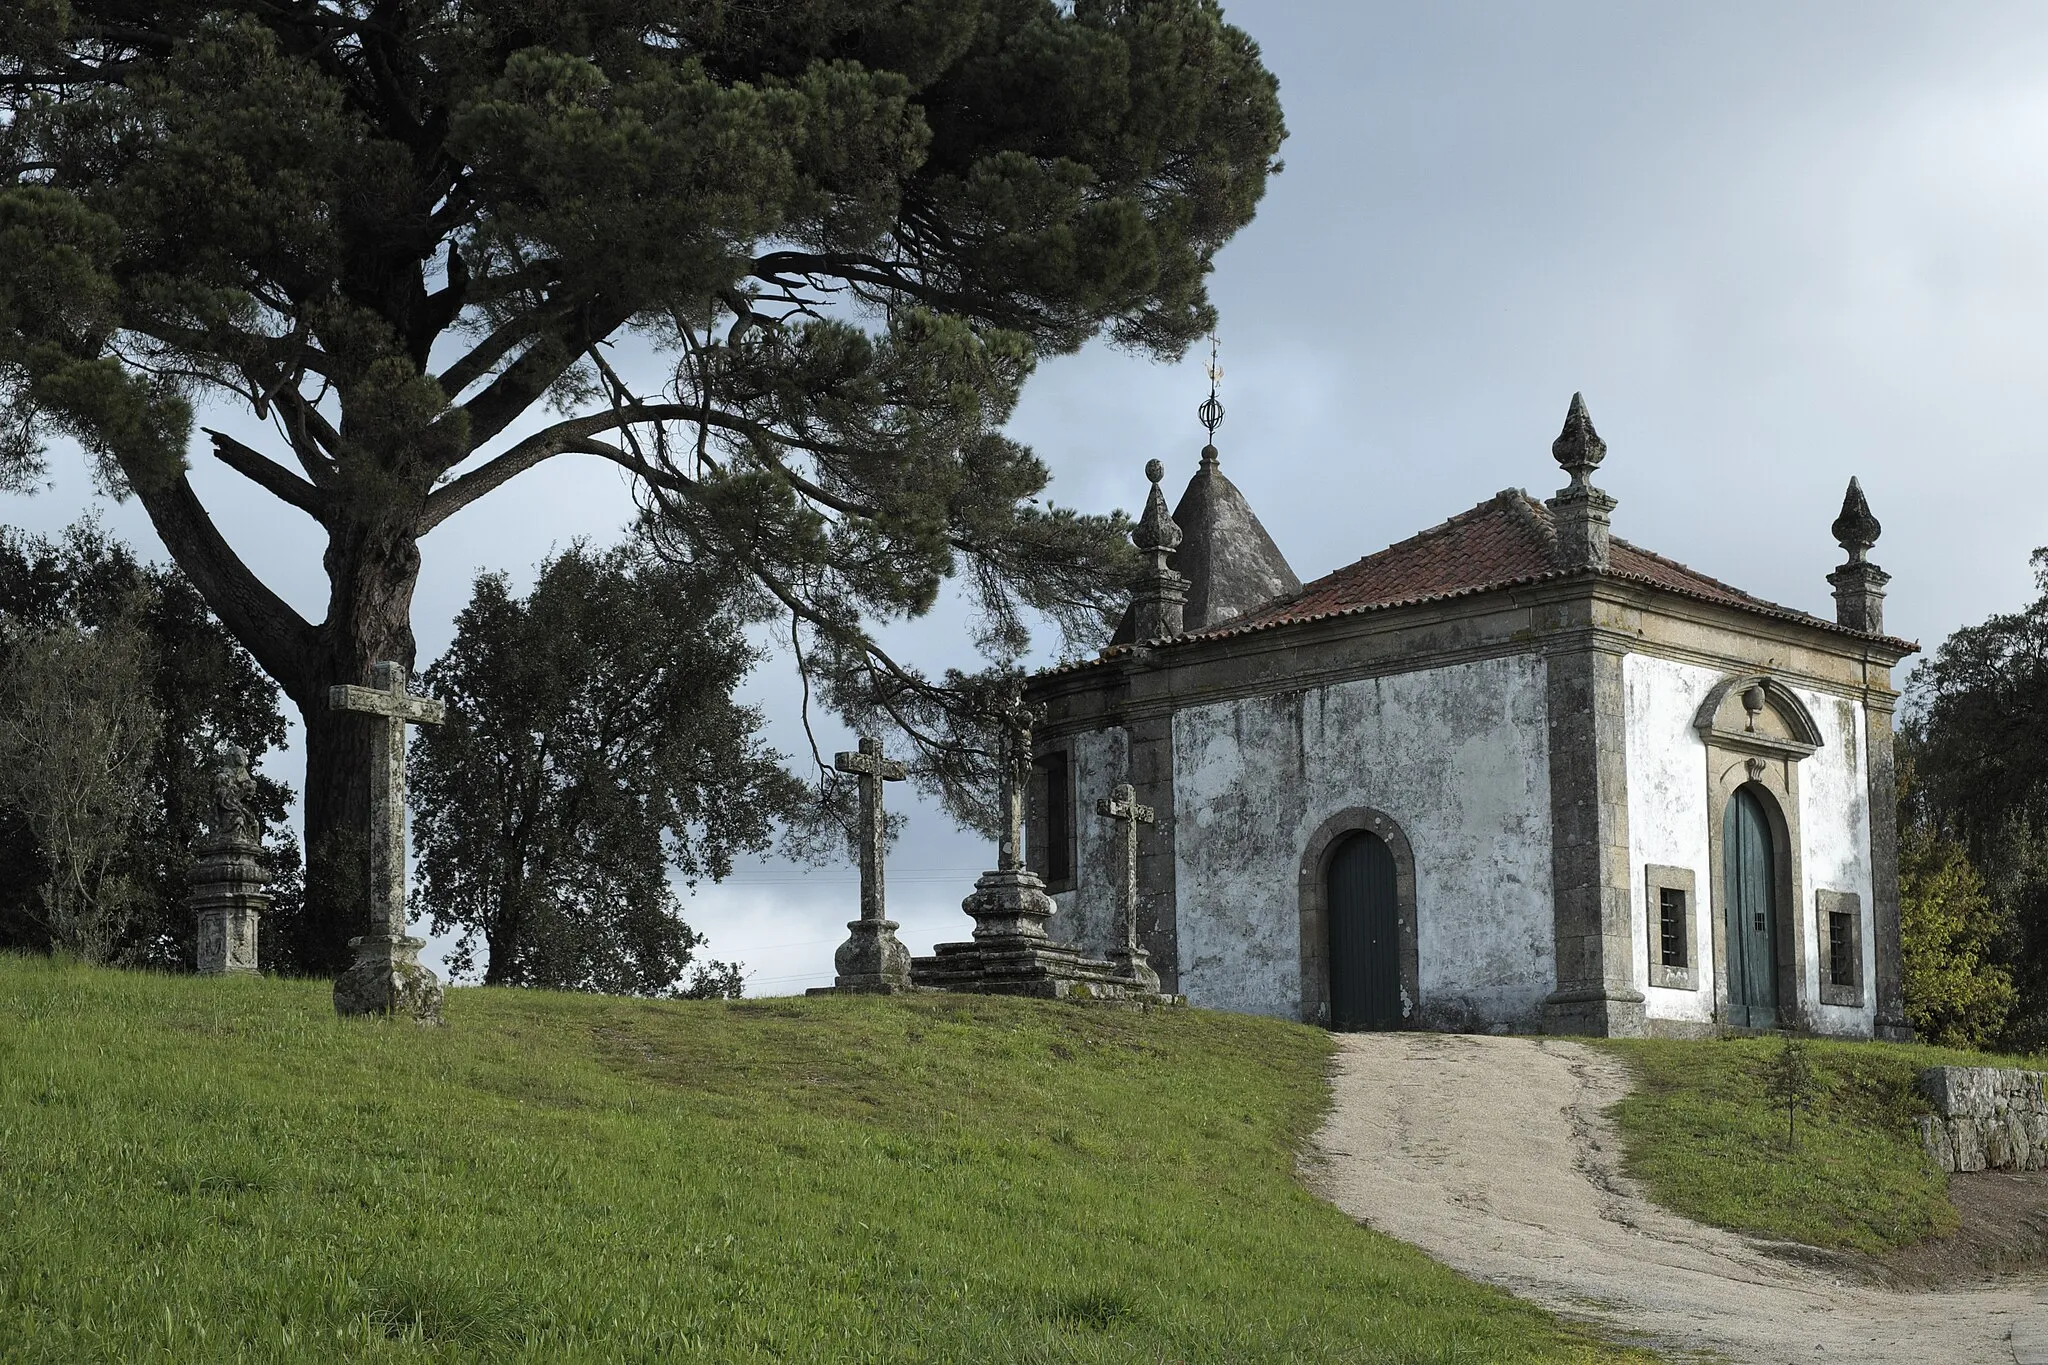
(1724, 786, 1779, 1029)
(1329, 832, 1401, 1030)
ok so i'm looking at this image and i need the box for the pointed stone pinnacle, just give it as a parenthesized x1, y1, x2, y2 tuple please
(1831, 477, 1881, 563)
(1135, 460, 1182, 554)
(1552, 392, 1607, 486)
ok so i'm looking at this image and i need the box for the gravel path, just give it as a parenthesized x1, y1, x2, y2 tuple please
(1305, 1032, 2048, 1363)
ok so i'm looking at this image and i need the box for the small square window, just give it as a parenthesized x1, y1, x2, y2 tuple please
(1659, 888, 1689, 969)
(1644, 865, 1697, 990)
(1818, 890, 1864, 1007)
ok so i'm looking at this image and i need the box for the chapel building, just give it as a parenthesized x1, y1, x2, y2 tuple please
(1023, 395, 1916, 1039)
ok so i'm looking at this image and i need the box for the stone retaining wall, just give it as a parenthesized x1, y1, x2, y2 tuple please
(1916, 1066, 2048, 1173)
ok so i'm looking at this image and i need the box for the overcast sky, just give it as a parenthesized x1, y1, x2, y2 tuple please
(9, 2, 2048, 993)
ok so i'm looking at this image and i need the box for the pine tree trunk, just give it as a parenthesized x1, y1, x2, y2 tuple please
(283, 518, 424, 976)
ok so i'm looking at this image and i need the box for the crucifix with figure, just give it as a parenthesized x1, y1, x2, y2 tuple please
(1097, 782, 1161, 991)
(329, 661, 448, 1021)
(820, 735, 916, 993)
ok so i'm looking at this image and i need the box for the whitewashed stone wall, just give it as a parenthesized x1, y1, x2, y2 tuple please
(1047, 724, 1128, 953)
(1795, 683, 1875, 1037)
(1170, 655, 1555, 1026)
(1620, 654, 1875, 1036)
(1622, 655, 1718, 1024)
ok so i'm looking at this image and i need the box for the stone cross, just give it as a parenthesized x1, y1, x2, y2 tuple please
(996, 696, 1041, 873)
(330, 662, 446, 939)
(328, 661, 447, 1021)
(1096, 782, 1160, 990)
(835, 735, 907, 922)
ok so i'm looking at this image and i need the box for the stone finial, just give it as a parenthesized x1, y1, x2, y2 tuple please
(1546, 392, 1616, 573)
(1831, 477, 1882, 564)
(1826, 476, 1889, 634)
(1135, 459, 1183, 555)
(1551, 392, 1608, 489)
(1128, 459, 1189, 640)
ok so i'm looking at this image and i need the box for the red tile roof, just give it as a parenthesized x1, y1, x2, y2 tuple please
(1164, 489, 1915, 650)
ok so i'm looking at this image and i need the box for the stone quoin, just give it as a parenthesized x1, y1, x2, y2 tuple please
(1024, 393, 1916, 1040)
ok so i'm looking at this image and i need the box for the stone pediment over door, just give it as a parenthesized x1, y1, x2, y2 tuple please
(1691, 674, 1823, 766)
(1692, 672, 1822, 1031)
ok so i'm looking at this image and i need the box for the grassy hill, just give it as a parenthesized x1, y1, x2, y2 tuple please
(1597, 1035, 2040, 1255)
(0, 957, 1638, 1363)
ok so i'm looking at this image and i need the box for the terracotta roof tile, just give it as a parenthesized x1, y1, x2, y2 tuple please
(1162, 489, 1916, 652)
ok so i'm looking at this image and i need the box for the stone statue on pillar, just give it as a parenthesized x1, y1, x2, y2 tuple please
(191, 744, 269, 976)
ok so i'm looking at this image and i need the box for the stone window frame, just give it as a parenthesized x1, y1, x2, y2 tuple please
(1297, 807, 1420, 1030)
(1645, 864, 1697, 990)
(1816, 888, 1865, 1008)
(1027, 746, 1078, 894)
(1695, 673, 1821, 1031)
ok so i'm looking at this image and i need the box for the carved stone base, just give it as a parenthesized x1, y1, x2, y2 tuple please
(334, 935, 445, 1023)
(1541, 984, 1647, 1038)
(824, 917, 915, 993)
(189, 841, 268, 976)
(914, 870, 1181, 1005)
(196, 906, 261, 975)
(1108, 943, 1161, 994)
(963, 867, 1055, 941)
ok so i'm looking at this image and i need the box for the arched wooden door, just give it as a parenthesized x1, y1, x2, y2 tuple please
(1723, 785, 1780, 1029)
(1328, 832, 1402, 1030)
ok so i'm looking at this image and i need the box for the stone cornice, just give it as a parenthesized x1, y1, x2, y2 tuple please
(1030, 574, 1905, 738)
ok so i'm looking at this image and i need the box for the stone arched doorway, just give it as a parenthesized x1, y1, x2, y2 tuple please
(1723, 784, 1783, 1029)
(1694, 675, 1819, 1030)
(1299, 808, 1419, 1029)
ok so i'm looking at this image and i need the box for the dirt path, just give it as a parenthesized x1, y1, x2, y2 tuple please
(1305, 1033, 2048, 1363)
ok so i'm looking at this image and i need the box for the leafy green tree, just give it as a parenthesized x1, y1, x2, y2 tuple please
(410, 538, 803, 996)
(1898, 820, 2016, 1049)
(0, 618, 160, 962)
(1905, 547, 2048, 1046)
(0, 1, 1285, 971)
(0, 521, 300, 968)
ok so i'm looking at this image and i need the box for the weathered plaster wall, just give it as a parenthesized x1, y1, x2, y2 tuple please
(1795, 684, 1875, 1037)
(1622, 655, 1717, 1024)
(1619, 654, 1875, 1036)
(1047, 724, 1128, 955)
(1172, 655, 1555, 1026)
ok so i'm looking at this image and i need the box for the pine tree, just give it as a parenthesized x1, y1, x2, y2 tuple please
(0, 1, 1286, 971)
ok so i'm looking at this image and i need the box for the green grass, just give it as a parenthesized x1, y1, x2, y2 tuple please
(0, 957, 1642, 1363)
(1596, 1035, 2040, 1255)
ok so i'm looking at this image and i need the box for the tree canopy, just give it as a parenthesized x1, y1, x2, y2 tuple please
(1905, 547, 2048, 1047)
(410, 537, 802, 996)
(0, 520, 299, 966)
(0, 0, 1285, 970)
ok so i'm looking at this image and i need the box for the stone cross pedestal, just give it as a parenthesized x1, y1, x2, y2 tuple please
(1096, 783, 1160, 991)
(191, 745, 269, 975)
(825, 736, 914, 993)
(328, 661, 447, 1023)
(914, 707, 1178, 1005)
(960, 698, 1056, 944)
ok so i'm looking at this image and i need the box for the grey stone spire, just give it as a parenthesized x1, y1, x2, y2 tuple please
(1827, 477, 1889, 633)
(1128, 459, 1189, 640)
(1546, 392, 1616, 572)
